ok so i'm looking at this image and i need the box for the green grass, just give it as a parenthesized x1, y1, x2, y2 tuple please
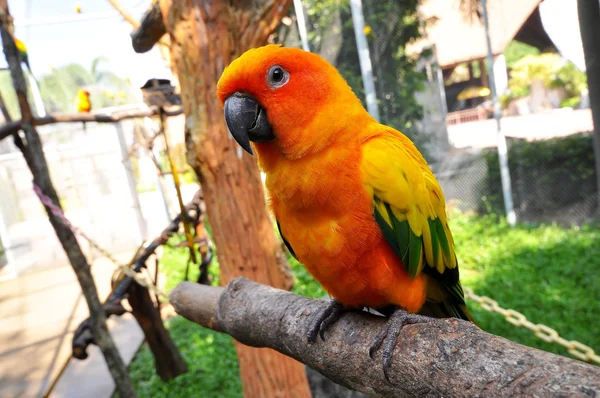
(128, 213, 600, 396)
(451, 211, 600, 356)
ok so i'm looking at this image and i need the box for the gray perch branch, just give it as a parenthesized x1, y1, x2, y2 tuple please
(169, 278, 600, 398)
(130, 1, 165, 53)
(0, 106, 182, 142)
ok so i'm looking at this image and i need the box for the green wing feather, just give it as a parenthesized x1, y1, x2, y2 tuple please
(362, 129, 474, 322)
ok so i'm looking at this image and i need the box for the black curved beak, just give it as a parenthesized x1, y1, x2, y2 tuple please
(224, 93, 274, 155)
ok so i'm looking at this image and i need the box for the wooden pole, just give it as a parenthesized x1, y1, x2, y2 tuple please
(0, 6, 136, 397)
(0, 106, 182, 142)
(127, 282, 188, 381)
(134, 1, 310, 397)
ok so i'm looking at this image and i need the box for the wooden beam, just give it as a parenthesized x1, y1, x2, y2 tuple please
(0, 106, 183, 142)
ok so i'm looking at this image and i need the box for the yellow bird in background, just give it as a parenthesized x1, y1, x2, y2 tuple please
(76, 89, 91, 113)
(76, 89, 92, 133)
(15, 38, 31, 73)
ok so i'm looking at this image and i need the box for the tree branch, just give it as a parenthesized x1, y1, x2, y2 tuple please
(130, 1, 166, 53)
(0, 106, 182, 142)
(169, 278, 600, 398)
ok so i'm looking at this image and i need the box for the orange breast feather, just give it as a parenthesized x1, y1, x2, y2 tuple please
(260, 139, 427, 313)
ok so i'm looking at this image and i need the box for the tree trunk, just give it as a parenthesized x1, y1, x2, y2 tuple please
(127, 283, 188, 381)
(158, 1, 310, 397)
(578, 0, 600, 214)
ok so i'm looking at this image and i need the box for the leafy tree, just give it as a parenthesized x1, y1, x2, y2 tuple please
(502, 53, 587, 108)
(504, 40, 540, 70)
(279, 0, 428, 154)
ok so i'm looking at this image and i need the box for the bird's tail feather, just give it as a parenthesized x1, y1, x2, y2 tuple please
(419, 300, 477, 325)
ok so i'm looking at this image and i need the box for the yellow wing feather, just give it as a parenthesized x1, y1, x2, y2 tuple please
(360, 126, 457, 277)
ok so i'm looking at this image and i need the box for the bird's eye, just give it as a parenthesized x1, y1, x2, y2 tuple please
(267, 65, 289, 88)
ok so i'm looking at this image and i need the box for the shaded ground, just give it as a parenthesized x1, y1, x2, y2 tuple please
(0, 255, 142, 398)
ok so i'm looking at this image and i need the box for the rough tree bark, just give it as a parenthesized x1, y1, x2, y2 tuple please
(0, 3, 136, 397)
(129, 1, 167, 54)
(127, 283, 188, 381)
(578, 0, 600, 213)
(133, 1, 309, 397)
(170, 278, 600, 398)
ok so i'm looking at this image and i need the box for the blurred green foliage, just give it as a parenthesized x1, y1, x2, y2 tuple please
(504, 40, 540, 70)
(503, 52, 587, 108)
(37, 57, 138, 112)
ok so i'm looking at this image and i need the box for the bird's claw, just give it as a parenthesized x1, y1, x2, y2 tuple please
(369, 309, 433, 381)
(307, 299, 346, 343)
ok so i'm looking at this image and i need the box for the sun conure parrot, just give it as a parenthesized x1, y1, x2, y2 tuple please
(76, 89, 91, 132)
(216, 45, 475, 378)
(15, 38, 31, 73)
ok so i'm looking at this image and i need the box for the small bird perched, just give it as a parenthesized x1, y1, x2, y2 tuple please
(15, 38, 31, 73)
(76, 89, 92, 132)
(216, 45, 474, 378)
(76, 89, 91, 113)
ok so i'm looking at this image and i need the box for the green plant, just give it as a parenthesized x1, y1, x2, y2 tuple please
(552, 61, 587, 107)
(38, 57, 137, 112)
(504, 40, 540, 70)
(504, 53, 587, 107)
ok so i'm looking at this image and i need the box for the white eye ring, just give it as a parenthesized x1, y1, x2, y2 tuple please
(267, 65, 290, 89)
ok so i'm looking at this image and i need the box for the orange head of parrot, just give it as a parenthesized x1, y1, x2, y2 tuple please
(216, 45, 364, 157)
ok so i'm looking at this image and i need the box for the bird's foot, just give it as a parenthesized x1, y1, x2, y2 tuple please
(369, 308, 433, 381)
(307, 299, 346, 343)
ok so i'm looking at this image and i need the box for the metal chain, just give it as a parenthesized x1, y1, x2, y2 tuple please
(32, 182, 169, 302)
(464, 286, 600, 364)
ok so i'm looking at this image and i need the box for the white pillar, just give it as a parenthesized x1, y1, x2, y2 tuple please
(350, 0, 380, 121)
(482, 0, 516, 226)
(115, 122, 147, 242)
(493, 54, 508, 95)
(293, 0, 310, 52)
